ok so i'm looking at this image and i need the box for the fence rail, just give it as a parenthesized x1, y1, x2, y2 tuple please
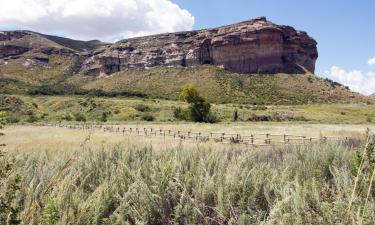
(34, 123, 353, 147)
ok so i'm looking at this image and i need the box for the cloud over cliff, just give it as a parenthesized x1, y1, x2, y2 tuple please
(0, 0, 195, 41)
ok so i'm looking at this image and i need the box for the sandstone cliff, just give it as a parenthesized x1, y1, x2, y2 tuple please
(81, 17, 318, 76)
(1, 17, 317, 76)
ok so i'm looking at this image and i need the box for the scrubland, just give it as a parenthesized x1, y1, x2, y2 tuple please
(1, 125, 375, 224)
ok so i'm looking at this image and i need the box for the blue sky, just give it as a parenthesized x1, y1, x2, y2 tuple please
(172, 0, 375, 94)
(1, 0, 374, 94)
(172, 0, 374, 75)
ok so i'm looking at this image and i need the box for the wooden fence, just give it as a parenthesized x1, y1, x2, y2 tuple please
(35, 123, 351, 147)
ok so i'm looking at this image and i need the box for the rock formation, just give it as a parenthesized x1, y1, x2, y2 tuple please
(81, 17, 318, 76)
(0, 17, 318, 76)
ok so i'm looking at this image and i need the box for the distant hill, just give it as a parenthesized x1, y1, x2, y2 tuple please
(37, 32, 107, 52)
(0, 23, 369, 105)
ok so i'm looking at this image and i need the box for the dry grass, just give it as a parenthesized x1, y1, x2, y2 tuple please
(1, 125, 374, 224)
(2, 124, 373, 153)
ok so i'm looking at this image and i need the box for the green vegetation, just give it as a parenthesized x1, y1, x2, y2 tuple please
(1, 64, 370, 104)
(176, 84, 217, 123)
(1, 94, 375, 124)
(0, 112, 22, 224)
(1, 137, 374, 224)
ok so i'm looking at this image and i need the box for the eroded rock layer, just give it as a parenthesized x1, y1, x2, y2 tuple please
(82, 17, 318, 76)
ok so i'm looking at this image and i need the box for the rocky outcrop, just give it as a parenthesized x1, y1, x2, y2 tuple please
(0, 17, 318, 76)
(0, 31, 26, 41)
(0, 45, 29, 58)
(0, 31, 86, 59)
(81, 17, 318, 76)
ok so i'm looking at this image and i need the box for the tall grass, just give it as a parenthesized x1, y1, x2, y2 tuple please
(2, 141, 375, 224)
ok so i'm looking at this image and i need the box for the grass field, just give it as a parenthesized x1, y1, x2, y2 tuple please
(2, 95, 375, 124)
(1, 125, 375, 224)
(3, 124, 375, 152)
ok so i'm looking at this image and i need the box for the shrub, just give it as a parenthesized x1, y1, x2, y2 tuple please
(26, 114, 38, 123)
(0, 112, 22, 224)
(5, 114, 20, 124)
(173, 107, 190, 121)
(188, 100, 211, 122)
(179, 84, 217, 123)
(100, 111, 112, 122)
(41, 113, 48, 119)
(141, 113, 155, 121)
(61, 113, 73, 121)
(73, 112, 86, 122)
(135, 104, 152, 112)
(205, 112, 220, 123)
(248, 114, 272, 122)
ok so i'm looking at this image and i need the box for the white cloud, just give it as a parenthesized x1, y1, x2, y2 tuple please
(368, 57, 375, 66)
(0, 0, 195, 41)
(324, 66, 375, 95)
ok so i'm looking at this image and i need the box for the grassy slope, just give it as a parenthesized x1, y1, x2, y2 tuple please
(2, 95, 375, 124)
(0, 31, 370, 104)
(39, 32, 107, 51)
(69, 65, 367, 104)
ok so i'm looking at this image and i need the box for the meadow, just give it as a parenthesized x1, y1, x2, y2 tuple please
(1, 124, 375, 224)
(2, 95, 375, 124)
(1, 90, 375, 224)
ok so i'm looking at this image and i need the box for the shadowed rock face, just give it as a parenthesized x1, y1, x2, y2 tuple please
(82, 17, 318, 76)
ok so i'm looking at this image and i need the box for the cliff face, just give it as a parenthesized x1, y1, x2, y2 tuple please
(0, 17, 318, 76)
(81, 17, 318, 76)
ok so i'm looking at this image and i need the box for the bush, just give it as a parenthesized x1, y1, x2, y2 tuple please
(73, 113, 86, 122)
(141, 113, 155, 121)
(173, 107, 190, 121)
(135, 104, 152, 112)
(26, 114, 38, 123)
(205, 112, 220, 123)
(0, 113, 22, 224)
(100, 111, 112, 122)
(5, 114, 20, 124)
(248, 114, 272, 122)
(61, 113, 73, 121)
(189, 101, 211, 122)
(179, 84, 217, 123)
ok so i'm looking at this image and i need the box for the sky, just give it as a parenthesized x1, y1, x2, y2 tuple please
(0, 0, 374, 95)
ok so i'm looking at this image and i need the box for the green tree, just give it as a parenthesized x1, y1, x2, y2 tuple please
(179, 84, 203, 104)
(179, 84, 215, 123)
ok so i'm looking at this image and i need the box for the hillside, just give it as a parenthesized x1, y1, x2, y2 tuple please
(0, 19, 371, 105)
(0, 60, 369, 104)
(69, 66, 366, 104)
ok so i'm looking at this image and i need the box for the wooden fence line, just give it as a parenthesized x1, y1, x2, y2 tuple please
(34, 123, 352, 147)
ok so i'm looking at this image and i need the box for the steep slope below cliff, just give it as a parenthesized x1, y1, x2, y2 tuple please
(66, 65, 366, 104)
